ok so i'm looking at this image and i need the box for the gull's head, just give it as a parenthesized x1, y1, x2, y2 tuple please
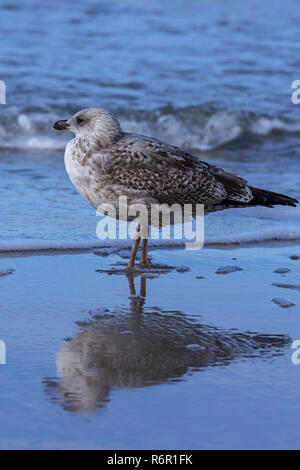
(52, 108, 122, 147)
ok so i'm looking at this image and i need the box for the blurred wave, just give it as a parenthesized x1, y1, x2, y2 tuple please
(1, 104, 300, 154)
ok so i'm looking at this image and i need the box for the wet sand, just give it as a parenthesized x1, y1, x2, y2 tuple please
(0, 243, 300, 449)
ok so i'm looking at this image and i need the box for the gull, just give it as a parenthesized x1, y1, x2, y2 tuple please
(53, 108, 298, 270)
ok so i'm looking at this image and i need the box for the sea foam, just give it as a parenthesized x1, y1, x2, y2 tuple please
(1, 225, 300, 253)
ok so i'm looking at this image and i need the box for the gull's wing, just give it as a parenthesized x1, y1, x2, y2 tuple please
(100, 133, 253, 206)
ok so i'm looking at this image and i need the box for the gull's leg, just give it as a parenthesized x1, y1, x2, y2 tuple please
(126, 223, 141, 271)
(140, 225, 150, 268)
(140, 238, 150, 268)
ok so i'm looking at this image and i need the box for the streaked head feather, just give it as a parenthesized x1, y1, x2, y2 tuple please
(68, 108, 122, 147)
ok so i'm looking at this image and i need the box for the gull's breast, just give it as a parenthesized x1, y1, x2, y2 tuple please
(64, 140, 107, 210)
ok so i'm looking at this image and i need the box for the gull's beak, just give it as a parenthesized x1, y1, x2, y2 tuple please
(52, 120, 70, 131)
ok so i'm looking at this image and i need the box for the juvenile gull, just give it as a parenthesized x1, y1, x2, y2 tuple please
(53, 108, 298, 270)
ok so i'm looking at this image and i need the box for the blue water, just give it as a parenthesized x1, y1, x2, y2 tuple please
(1, 0, 300, 153)
(1, 0, 300, 114)
(1, 0, 300, 450)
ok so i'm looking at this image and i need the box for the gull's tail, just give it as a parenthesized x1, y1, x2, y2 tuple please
(249, 186, 298, 208)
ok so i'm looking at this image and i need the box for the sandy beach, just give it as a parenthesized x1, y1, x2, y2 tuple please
(0, 242, 299, 449)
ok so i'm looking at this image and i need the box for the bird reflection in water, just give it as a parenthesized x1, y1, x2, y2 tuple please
(43, 273, 290, 414)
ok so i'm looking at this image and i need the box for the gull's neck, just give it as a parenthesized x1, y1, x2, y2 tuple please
(74, 131, 123, 152)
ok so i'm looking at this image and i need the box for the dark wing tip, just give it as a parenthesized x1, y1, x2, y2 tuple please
(250, 186, 298, 208)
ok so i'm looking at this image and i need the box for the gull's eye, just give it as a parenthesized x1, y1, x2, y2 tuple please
(76, 116, 85, 125)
